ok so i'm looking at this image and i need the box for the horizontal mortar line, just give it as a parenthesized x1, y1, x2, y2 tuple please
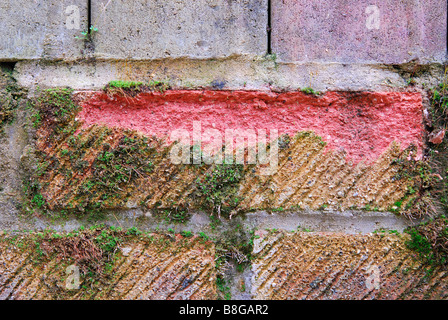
(13, 58, 447, 67)
(243, 210, 418, 233)
(2, 209, 420, 235)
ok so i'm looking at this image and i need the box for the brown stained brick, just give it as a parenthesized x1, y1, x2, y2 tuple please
(251, 231, 448, 300)
(0, 234, 216, 300)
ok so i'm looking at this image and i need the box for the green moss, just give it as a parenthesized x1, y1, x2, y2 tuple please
(26, 88, 160, 217)
(405, 216, 448, 267)
(107, 80, 143, 89)
(391, 144, 440, 216)
(156, 207, 191, 224)
(106, 80, 170, 94)
(94, 228, 123, 253)
(300, 87, 321, 96)
(216, 276, 232, 300)
(195, 163, 244, 217)
(85, 134, 154, 199)
(32, 88, 79, 127)
(406, 228, 433, 260)
(425, 76, 448, 218)
(295, 131, 327, 146)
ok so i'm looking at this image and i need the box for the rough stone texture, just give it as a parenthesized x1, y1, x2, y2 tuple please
(0, 70, 420, 232)
(251, 231, 448, 300)
(0, 233, 216, 300)
(15, 59, 447, 92)
(92, 0, 268, 59)
(79, 90, 423, 163)
(0, 0, 87, 61)
(0, 68, 32, 230)
(272, 0, 447, 64)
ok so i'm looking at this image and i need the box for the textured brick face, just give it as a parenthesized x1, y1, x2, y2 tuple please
(251, 231, 448, 300)
(272, 0, 447, 63)
(0, 234, 216, 300)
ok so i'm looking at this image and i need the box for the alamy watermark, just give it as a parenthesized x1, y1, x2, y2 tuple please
(65, 5, 80, 30)
(169, 121, 279, 175)
(365, 5, 380, 30)
(366, 265, 381, 290)
(65, 264, 80, 290)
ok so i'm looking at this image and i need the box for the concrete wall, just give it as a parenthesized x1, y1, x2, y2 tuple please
(92, 0, 268, 59)
(0, 0, 448, 301)
(2, 0, 444, 90)
(1, 0, 445, 64)
(0, 0, 87, 60)
(272, 0, 447, 64)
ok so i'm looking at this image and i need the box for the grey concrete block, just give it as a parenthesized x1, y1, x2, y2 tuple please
(16, 58, 447, 91)
(272, 0, 447, 64)
(0, 0, 88, 61)
(92, 0, 268, 59)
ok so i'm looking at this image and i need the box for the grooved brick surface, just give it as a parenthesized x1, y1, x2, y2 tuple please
(31, 90, 424, 212)
(251, 231, 448, 300)
(0, 234, 216, 300)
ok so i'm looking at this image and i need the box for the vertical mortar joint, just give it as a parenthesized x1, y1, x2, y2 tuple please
(87, 0, 92, 34)
(267, 0, 272, 55)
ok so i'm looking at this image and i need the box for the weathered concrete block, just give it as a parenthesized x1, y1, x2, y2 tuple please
(92, 0, 268, 59)
(0, 0, 87, 60)
(272, 0, 447, 64)
(251, 231, 448, 299)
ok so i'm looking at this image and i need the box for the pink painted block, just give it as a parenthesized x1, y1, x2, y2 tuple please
(77, 90, 423, 164)
(272, 0, 447, 64)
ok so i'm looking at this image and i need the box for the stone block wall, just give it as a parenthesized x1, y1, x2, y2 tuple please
(0, 0, 447, 300)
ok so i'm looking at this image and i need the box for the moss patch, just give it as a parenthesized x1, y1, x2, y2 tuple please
(425, 72, 448, 217)
(405, 216, 448, 268)
(194, 162, 244, 218)
(391, 144, 440, 217)
(0, 226, 214, 300)
(105, 80, 170, 96)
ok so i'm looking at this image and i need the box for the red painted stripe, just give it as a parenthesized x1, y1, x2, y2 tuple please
(78, 90, 423, 163)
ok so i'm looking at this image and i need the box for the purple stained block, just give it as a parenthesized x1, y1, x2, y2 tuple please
(272, 0, 447, 64)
